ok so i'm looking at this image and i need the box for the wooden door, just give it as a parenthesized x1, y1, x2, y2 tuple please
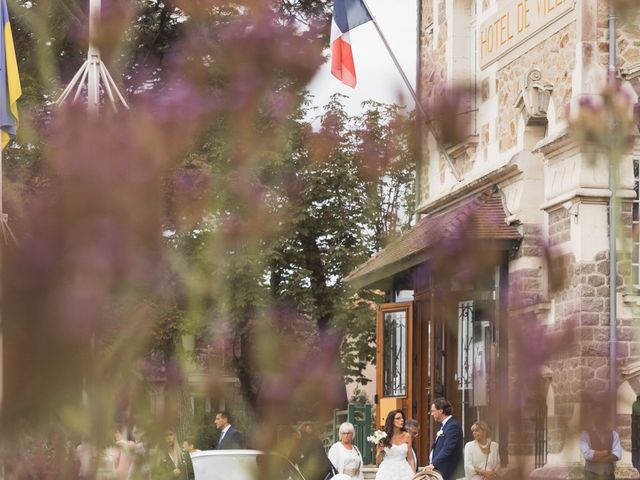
(375, 302, 413, 429)
(414, 293, 431, 466)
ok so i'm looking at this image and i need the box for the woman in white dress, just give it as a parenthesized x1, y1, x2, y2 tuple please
(328, 422, 364, 480)
(374, 409, 416, 480)
(463, 421, 500, 480)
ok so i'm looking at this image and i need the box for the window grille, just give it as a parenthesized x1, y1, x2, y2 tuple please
(458, 301, 474, 391)
(534, 397, 548, 468)
(383, 310, 407, 397)
(633, 159, 639, 286)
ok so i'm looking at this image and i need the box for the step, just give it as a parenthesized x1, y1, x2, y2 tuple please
(362, 465, 378, 480)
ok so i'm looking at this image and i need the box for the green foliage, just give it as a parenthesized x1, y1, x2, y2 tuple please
(3, 0, 415, 457)
(262, 94, 415, 385)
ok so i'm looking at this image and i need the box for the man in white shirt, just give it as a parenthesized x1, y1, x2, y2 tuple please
(580, 402, 620, 480)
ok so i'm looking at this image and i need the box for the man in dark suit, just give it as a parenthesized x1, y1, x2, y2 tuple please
(214, 411, 244, 449)
(422, 397, 463, 480)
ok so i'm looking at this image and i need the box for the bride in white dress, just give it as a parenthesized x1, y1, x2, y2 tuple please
(375, 409, 416, 480)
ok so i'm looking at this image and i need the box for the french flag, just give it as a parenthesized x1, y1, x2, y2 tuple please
(331, 0, 372, 88)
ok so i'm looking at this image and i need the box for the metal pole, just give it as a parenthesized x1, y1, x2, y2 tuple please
(87, 0, 101, 115)
(360, 0, 463, 182)
(0, 144, 3, 411)
(608, 3, 617, 428)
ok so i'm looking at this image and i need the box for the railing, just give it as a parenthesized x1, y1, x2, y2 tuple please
(534, 399, 547, 468)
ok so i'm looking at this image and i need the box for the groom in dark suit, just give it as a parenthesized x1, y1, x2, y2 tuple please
(422, 397, 463, 480)
(214, 410, 244, 449)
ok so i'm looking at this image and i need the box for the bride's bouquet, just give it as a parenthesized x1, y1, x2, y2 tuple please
(367, 430, 387, 445)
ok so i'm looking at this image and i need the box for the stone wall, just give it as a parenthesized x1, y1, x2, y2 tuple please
(507, 223, 547, 456)
(419, 4, 447, 112)
(510, 224, 545, 304)
(541, 247, 639, 451)
(507, 203, 640, 457)
(597, 0, 640, 69)
(548, 208, 571, 247)
(496, 25, 576, 153)
(418, 0, 447, 207)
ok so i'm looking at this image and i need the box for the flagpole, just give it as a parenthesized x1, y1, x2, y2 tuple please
(56, 0, 129, 111)
(87, 0, 100, 115)
(0, 144, 3, 412)
(360, 0, 462, 182)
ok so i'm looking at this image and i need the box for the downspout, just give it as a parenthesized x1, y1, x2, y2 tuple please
(414, 0, 423, 224)
(608, 3, 617, 426)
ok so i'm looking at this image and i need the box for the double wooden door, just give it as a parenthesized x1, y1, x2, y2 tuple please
(375, 296, 457, 467)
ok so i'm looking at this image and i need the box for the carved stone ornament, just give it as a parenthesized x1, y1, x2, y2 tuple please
(620, 62, 640, 99)
(513, 69, 554, 126)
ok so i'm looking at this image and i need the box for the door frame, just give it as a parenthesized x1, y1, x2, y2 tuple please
(375, 301, 414, 428)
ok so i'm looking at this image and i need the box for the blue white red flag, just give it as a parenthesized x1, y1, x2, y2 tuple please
(1, 0, 21, 150)
(331, 0, 372, 88)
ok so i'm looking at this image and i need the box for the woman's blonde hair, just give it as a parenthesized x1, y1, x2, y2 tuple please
(471, 421, 491, 437)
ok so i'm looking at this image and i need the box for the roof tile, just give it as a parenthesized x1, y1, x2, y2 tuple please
(345, 188, 521, 285)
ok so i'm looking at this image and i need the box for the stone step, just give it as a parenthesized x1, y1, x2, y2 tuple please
(362, 465, 378, 480)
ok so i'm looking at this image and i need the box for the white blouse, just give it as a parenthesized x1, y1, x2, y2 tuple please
(327, 442, 364, 480)
(464, 440, 500, 479)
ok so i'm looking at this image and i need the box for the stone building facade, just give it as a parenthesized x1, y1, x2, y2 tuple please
(347, 0, 640, 477)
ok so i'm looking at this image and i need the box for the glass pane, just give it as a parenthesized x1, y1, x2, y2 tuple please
(383, 310, 407, 397)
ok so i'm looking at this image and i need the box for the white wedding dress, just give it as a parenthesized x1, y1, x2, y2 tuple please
(375, 443, 415, 480)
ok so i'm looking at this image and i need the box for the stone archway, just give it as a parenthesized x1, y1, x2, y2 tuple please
(619, 360, 640, 468)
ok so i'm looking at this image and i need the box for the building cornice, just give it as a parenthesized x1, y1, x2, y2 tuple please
(541, 188, 637, 211)
(532, 128, 578, 160)
(620, 359, 640, 381)
(416, 163, 519, 215)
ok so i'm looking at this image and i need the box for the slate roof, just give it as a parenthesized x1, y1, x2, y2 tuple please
(345, 188, 522, 288)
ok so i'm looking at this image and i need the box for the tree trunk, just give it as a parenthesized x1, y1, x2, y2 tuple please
(233, 308, 259, 413)
(299, 230, 348, 409)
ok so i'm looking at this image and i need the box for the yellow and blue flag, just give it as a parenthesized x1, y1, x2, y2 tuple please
(1, 0, 21, 150)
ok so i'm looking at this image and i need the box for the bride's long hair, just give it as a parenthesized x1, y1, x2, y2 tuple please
(382, 409, 406, 447)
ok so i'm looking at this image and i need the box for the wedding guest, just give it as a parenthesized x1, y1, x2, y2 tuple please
(405, 419, 420, 467)
(328, 422, 364, 480)
(423, 398, 463, 480)
(182, 437, 200, 454)
(129, 424, 151, 479)
(154, 429, 194, 480)
(290, 421, 334, 480)
(112, 425, 134, 480)
(463, 421, 500, 480)
(214, 411, 244, 449)
(75, 437, 95, 479)
(580, 403, 620, 480)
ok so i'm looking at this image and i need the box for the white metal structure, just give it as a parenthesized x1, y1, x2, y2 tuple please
(56, 0, 128, 113)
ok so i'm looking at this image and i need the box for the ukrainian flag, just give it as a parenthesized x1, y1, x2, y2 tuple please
(1, 0, 21, 150)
